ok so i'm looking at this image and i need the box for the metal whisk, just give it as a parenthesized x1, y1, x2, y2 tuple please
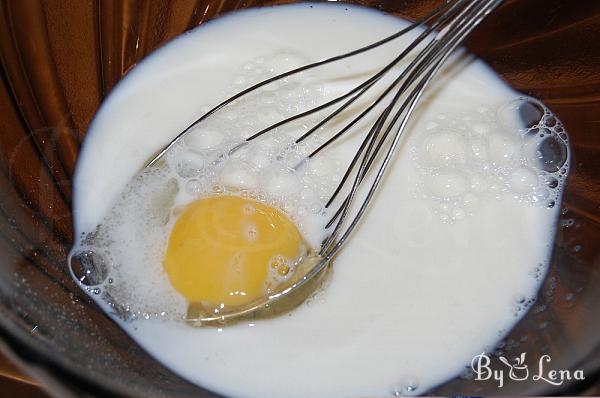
(149, 0, 502, 325)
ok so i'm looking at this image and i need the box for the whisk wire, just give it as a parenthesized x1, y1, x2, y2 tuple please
(319, 0, 496, 237)
(146, 0, 503, 323)
(146, 1, 459, 167)
(319, 0, 502, 261)
(300, 0, 489, 211)
(246, 0, 474, 144)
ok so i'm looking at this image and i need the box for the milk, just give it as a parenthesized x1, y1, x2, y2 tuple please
(71, 3, 569, 397)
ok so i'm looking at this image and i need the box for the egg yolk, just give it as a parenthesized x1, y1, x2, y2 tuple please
(164, 195, 305, 307)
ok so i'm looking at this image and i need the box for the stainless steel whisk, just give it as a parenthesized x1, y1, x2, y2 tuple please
(148, 0, 502, 325)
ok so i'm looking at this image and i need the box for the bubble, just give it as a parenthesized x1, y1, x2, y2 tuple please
(266, 52, 305, 74)
(306, 157, 333, 177)
(185, 128, 224, 151)
(508, 167, 539, 194)
(487, 133, 522, 168)
(470, 174, 487, 193)
(243, 222, 259, 242)
(310, 202, 323, 214)
(525, 127, 550, 139)
(499, 97, 545, 131)
(442, 207, 459, 222)
(471, 121, 491, 135)
(246, 150, 272, 169)
(277, 263, 290, 276)
(242, 203, 256, 216)
(561, 218, 574, 228)
(421, 129, 467, 166)
(219, 161, 259, 190)
(261, 166, 301, 198)
(284, 151, 305, 168)
(174, 151, 205, 178)
(240, 138, 281, 168)
(545, 176, 559, 189)
(543, 114, 557, 127)
(536, 188, 550, 200)
(536, 136, 568, 173)
(519, 97, 545, 125)
(463, 193, 479, 208)
(392, 376, 420, 396)
(425, 169, 467, 199)
(299, 188, 317, 202)
(514, 294, 526, 304)
(215, 151, 229, 164)
(402, 377, 419, 393)
(212, 183, 225, 194)
(469, 138, 488, 162)
(186, 179, 203, 195)
(69, 249, 110, 286)
(268, 255, 293, 280)
(296, 205, 308, 217)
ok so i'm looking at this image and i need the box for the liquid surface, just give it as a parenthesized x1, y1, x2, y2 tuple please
(71, 3, 569, 397)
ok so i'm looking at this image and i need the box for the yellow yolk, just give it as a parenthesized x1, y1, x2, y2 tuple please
(164, 195, 305, 306)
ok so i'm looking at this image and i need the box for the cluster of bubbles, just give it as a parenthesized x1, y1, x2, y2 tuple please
(164, 51, 343, 234)
(391, 376, 420, 396)
(69, 52, 346, 321)
(269, 254, 292, 277)
(412, 97, 570, 223)
(69, 166, 187, 321)
(511, 292, 536, 318)
(391, 97, 571, 389)
(264, 252, 313, 295)
(529, 263, 546, 282)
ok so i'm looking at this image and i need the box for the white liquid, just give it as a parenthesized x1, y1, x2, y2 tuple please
(71, 3, 569, 397)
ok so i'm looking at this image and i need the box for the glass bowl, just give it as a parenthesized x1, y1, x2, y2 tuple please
(0, 0, 598, 396)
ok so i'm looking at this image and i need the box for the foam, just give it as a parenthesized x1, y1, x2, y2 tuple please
(69, 55, 340, 319)
(412, 97, 568, 223)
(69, 3, 570, 398)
